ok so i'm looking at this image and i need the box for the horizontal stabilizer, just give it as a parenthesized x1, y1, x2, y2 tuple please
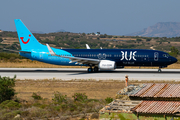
(3, 49, 31, 53)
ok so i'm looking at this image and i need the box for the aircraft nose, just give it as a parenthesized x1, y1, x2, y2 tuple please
(171, 57, 177, 63)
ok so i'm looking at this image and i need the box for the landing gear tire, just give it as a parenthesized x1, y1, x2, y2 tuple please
(87, 68, 93, 73)
(94, 67, 99, 72)
(158, 68, 162, 72)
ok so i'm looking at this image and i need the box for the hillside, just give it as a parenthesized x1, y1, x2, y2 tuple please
(128, 22, 180, 37)
(0, 31, 180, 54)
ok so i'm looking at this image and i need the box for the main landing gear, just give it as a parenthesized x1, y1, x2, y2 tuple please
(87, 67, 99, 73)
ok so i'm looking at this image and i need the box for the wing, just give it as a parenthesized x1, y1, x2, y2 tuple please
(46, 44, 100, 65)
(3, 48, 31, 53)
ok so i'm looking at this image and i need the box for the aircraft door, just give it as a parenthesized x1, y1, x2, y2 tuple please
(39, 53, 43, 60)
(154, 52, 158, 61)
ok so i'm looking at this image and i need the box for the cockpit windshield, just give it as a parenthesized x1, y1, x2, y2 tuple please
(163, 54, 169, 57)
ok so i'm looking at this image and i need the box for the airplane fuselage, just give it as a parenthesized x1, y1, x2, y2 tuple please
(20, 48, 177, 68)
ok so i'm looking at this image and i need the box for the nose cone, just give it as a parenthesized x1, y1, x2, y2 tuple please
(171, 57, 177, 63)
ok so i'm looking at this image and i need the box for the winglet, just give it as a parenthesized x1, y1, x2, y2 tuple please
(86, 44, 90, 49)
(46, 44, 56, 55)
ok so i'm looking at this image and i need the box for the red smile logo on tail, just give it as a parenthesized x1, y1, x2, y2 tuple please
(20, 34, 31, 44)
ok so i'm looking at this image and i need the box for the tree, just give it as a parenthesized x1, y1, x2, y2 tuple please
(97, 32, 100, 34)
(136, 38, 142, 42)
(146, 38, 151, 42)
(170, 46, 179, 57)
(0, 37, 3, 42)
(0, 76, 16, 103)
(113, 36, 117, 38)
(82, 33, 86, 36)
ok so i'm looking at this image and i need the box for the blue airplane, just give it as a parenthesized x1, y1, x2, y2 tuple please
(5, 19, 177, 72)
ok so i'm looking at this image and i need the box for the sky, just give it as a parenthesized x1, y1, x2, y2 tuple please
(1, 0, 180, 35)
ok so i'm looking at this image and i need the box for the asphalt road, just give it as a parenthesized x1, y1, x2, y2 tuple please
(0, 68, 180, 81)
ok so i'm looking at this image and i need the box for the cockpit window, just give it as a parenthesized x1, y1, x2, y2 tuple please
(163, 54, 169, 57)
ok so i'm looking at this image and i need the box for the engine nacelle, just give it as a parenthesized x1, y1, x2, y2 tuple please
(98, 60, 116, 70)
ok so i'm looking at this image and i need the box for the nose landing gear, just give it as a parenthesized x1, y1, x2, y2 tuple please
(158, 68, 162, 72)
(158, 66, 167, 72)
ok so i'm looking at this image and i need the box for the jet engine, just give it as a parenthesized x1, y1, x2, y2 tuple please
(98, 60, 116, 70)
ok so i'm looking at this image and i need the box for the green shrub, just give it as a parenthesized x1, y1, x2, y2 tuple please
(29, 107, 48, 118)
(61, 104, 68, 109)
(52, 92, 67, 104)
(105, 97, 113, 103)
(21, 111, 30, 117)
(0, 100, 21, 109)
(69, 104, 77, 112)
(2, 110, 21, 120)
(31, 92, 42, 100)
(87, 99, 99, 102)
(53, 106, 61, 111)
(0, 76, 16, 103)
(32, 102, 48, 109)
(72, 93, 88, 102)
(91, 113, 99, 119)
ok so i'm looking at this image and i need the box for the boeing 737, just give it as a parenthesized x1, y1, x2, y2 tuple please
(5, 19, 177, 72)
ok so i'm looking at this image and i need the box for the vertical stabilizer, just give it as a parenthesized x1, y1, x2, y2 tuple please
(14, 19, 45, 51)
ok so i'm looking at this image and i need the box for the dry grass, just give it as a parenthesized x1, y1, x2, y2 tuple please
(15, 80, 127, 101)
(15, 79, 179, 101)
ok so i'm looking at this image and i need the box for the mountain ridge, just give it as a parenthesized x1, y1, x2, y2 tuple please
(127, 22, 180, 37)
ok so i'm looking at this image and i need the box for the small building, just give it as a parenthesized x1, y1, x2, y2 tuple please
(100, 83, 180, 120)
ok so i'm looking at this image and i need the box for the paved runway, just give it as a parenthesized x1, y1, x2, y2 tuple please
(0, 68, 180, 81)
